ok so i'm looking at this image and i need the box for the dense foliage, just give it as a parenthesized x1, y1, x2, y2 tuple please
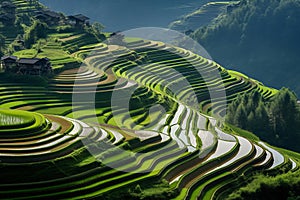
(0, 34, 5, 56)
(227, 172, 300, 200)
(194, 0, 300, 95)
(226, 88, 300, 152)
(99, 180, 179, 200)
(24, 20, 48, 48)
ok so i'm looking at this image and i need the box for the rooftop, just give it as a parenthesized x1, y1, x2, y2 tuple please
(18, 58, 49, 65)
(35, 10, 61, 19)
(1, 56, 17, 61)
(18, 58, 41, 65)
(69, 14, 90, 22)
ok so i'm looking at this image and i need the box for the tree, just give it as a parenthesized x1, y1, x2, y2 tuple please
(193, 0, 300, 96)
(92, 22, 104, 34)
(0, 34, 5, 57)
(254, 101, 270, 139)
(24, 20, 48, 48)
(234, 104, 247, 129)
(226, 88, 300, 152)
(269, 88, 300, 147)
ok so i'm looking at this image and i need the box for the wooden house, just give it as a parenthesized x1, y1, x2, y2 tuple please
(109, 32, 125, 45)
(68, 14, 90, 27)
(1, 56, 17, 72)
(1, 56, 52, 75)
(17, 58, 52, 75)
(35, 10, 61, 25)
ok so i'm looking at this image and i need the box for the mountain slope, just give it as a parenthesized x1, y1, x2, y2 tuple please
(169, 1, 235, 33)
(192, 0, 300, 95)
(0, 37, 299, 199)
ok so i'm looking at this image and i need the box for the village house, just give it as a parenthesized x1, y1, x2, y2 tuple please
(0, 56, 52, 75)
(18, 58, 52, 75)
(68, 14, 90, 27)
(109, 32, 125, 45)
(34, 10, 61, 25)
(0, 56, 17, 72)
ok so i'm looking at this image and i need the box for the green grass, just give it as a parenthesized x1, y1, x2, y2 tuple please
(224, 123, 260, 142)
(124, 37, 144, 43)
(0, 110, 46, 134)
(37, 47, 77, 65)
(0, 109, 34, 127)
(13, 49, 38, 58)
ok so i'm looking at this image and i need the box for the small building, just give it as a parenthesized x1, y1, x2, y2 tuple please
(109, 32, 125, 45)
(18, 58, 52, 75)
(68, 14, 90, 27)
(1, 56, 52, 75)
(1, 56, 17, 72)
(35, 10, 61, 25)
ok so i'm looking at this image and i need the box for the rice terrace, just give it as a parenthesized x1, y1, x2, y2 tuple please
(0, 0, 300, 199)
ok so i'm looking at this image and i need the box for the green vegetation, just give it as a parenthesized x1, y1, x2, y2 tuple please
(227, 173, 300, 200)
(0, 0, 105, 70)
(193, 0, 300, 95)
(24, 20, 48, 48)
(226, 88, 300, 152)
(0, 109, 34, 126)
(0, 0, 299, 199)
(101, 180, 179, 200)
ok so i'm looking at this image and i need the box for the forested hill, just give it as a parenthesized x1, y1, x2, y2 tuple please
(192, 0, 300, 96)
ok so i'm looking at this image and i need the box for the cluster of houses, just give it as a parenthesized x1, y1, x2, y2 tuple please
(0, 1, 90, 28)
(0, 2, 91, 76)
(34, 10, 90, 28)
(0, 56, 52, 75)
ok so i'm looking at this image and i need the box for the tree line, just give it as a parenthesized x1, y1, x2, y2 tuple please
(226, 88, 300, 152)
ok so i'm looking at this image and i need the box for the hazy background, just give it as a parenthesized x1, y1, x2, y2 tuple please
(40, 0, 207, 31)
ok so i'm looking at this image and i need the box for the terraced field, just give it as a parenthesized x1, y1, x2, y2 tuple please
(169, 1, 234, 32)
(0, 38, 298, 199)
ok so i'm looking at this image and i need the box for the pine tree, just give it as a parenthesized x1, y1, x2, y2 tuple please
(234, 104, 247, 129)
(254, 101, 270, 139)
(269, 88, 300, 149)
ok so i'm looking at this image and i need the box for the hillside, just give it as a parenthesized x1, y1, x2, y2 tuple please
(191, 0, 300, 96)
(0, 0, 300, 199)
(1, 37, 299, 199)
(0, 0, 105, 70)
(169, 1, 235, 33)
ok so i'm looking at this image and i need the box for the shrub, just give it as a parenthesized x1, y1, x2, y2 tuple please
(56, 25, 74, 33)
(24, 20, 49, 48)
